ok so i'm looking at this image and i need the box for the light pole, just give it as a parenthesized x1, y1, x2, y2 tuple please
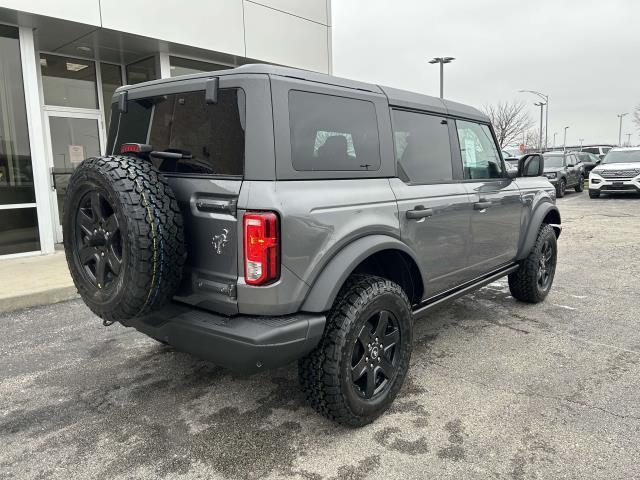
(563, 126, 569, 152)
(579, 138, 584, 150)
(429, 57, 455, 99)
(534, 102, 546, 152)
(553, 132, 557, 149)
(617, 113, 628, 146)
(626, 133, 632, 146)
(519, 89, 549, 149)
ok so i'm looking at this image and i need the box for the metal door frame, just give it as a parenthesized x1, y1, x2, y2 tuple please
(43, 108, 105, 242)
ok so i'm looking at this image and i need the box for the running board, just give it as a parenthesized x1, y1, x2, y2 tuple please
(412, 263, 519, 318)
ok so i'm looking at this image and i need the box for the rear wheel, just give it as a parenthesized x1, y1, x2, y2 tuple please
(298, 275, 413, 427)
(63, 156, 186, 322)
(556, 179, 566, 198)
(508, 224, 557, 303)
(575, 175, 584, 192)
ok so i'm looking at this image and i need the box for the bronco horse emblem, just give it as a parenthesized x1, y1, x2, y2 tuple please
(212, 228, 229, 254)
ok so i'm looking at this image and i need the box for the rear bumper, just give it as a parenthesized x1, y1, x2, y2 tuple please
(122, 302, 326, 373)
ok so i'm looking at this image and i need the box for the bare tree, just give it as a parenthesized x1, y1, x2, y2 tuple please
(482, 101, 534, 149)
(525, 127, 547, 151)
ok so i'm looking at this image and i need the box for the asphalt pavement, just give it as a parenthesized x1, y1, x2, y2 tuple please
(1, 190, 639, 480)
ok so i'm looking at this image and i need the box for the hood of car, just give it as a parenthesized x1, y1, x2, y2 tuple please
(594, 162, 640, 171)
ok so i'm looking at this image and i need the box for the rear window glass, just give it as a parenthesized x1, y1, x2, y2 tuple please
(111, 88, 245, 176)
(288, 90, 381, 171)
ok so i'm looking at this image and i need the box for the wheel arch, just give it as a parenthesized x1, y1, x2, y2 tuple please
(300, 235, 424, 313)
(516, 202, 561, 261)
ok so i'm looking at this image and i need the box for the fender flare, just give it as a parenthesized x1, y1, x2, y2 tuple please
(300, 235, 421, 313)
(516, 202, 561, 260)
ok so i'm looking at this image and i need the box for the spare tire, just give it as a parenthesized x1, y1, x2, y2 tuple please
(63, 155, 186, 322)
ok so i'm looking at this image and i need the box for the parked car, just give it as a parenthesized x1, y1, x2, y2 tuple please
(542, 152, 585, 197)
(62, 64, 562, 426)
(581, 145, 613, 161)
(588, 147, 640, 198)
(572, 151, 601, 175)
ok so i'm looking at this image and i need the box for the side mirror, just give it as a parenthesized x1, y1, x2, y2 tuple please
(596, 159, 601, 164)
(518, 154, 544, 177)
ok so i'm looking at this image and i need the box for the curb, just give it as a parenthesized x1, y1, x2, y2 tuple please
(0, 287, 79, 315)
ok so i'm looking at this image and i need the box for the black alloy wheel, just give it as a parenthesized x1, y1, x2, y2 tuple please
(350, 310, 401, 399)
(537, 237, 554, 291)
(74, 190, 123, 290)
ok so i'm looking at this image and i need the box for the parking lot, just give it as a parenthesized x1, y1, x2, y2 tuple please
(1, 190, 639, 480)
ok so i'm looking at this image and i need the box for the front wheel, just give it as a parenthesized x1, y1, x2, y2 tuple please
(556, 179, 566, 198)
(298, 275, 413, 427)
(508, 224, 557, 303)
(589, 190, 601, 199)
(575, 175, 584, 192)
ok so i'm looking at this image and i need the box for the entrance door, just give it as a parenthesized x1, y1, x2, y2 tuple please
(44, 111, 105, 242)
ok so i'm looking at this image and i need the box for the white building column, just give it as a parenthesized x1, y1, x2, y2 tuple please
(158, 52, 171, 79)
(18, 26, 55, 254)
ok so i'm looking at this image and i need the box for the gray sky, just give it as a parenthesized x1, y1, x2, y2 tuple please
(332, 0, 640, 147)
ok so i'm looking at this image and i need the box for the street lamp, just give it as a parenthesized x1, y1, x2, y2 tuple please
(553, 132, 557, 149)
(519, 89, 549, 149)
(534, 102, 546, 152)
(617, 113, 628, 146)
(563, 126, 570, 152)
(429, 56, 455, 99)
(626, 133, 632, 146)
(579, 138, 584, 150)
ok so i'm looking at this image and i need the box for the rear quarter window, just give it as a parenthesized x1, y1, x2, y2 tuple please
(288, 90, 381, 172)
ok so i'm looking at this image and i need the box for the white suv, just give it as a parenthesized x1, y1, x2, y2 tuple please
(588, 147, 640, 198)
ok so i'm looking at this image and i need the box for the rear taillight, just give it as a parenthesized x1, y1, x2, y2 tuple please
(243, 212, 279, 286)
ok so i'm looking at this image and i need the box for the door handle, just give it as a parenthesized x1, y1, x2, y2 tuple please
(474, 201, 492, 210)
(406, 206, 433, 219)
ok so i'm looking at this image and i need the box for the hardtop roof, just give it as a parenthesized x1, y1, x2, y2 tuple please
(116, 63, 489, 122)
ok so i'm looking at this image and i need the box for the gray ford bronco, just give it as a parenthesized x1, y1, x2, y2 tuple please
(63, 64, 561, 426)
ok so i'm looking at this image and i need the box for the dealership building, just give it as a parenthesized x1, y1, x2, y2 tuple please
(0, 0, 332, 257)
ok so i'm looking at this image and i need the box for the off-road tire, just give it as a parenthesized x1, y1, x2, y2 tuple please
(556, 179, 566, 198)
(575, 175, 584, 192)
(298, 275, 413, 427)
(63, 155, 185, 322)
(589, 190, 600, 199)
(508, 224, 557, 303)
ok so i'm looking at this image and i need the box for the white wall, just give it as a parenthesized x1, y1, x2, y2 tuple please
(0, 0, 331, 73)
(246, 0, 329, 25)
(0, 0, 101, 26)
(244, 1, 329, 73)
(100, 0, 246, 57)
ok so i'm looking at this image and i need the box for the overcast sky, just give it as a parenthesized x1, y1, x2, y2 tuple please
(332, 0, 640, 148)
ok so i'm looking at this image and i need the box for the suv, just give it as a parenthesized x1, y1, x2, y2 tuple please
(581, 145, 613, 161)
(589, 147, 640, 198)
(542, 152, 585, 197)
(63, 65, 561, 426)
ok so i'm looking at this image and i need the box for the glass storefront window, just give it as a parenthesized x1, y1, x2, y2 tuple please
(126, 57, 157, 84)
(0, 208, 40, 255)
(0, 27, 36, 206)
(169, 56, 230, 77)
(0, 25, 41, 255)
(100, 63, 123, 129)
(40, 54, 98, 109)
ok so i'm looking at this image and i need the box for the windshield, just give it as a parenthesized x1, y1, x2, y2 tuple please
(602, 150, 640, 164)
(543, 155, 564, 168)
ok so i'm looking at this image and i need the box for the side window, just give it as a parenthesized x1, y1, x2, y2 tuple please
(289, 90, 381, 171)
(114, 88, 246, 176)
(391, 109, 453, 183)
(455, 120, 504, 179)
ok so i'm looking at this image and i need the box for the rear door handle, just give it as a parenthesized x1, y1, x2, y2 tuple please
(474, 201, 492, 210)
(406, 206, 433, 219)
